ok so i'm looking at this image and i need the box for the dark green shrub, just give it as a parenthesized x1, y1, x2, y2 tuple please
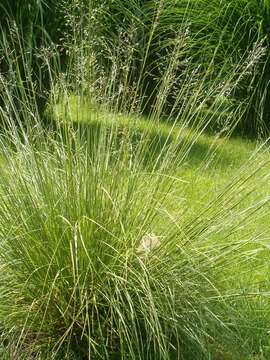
(0, 1, 68, 124)
(84, 0, 270, 137)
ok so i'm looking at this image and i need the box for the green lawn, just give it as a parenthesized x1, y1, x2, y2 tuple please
(55, 96, 270, 231)
(56, 98, 270, 288)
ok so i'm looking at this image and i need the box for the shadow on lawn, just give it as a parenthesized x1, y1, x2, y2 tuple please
(53, 117, 236, 171)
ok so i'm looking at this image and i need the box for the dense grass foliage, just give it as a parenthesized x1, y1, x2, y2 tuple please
(0, 0, 68, 121)
(1, 1, 270, 359)
(1, 112, 270, 359)
(1, 0, 269, 135)
(79, 0, 270, 136)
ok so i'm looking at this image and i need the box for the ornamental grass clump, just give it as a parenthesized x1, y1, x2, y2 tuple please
(0, 1, 270, 359)
(0, 130, 225, 358)
(0, 113, 269, 359)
